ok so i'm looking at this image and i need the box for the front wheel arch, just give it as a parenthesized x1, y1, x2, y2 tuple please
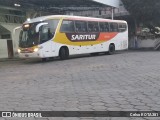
(59, 46, 69, 60)
(108, 43, 115, 55)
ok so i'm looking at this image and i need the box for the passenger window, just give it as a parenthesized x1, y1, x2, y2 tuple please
(109, 23, 118, 32)
(88, 22, 99, 32)
(75, 21, 87, 32)
(60, 20, 75, 33)
(99, 22, 109, 32)
(119, 23, 127, 32)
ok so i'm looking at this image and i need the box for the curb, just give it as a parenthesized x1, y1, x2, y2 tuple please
(0, 58, 22, 62)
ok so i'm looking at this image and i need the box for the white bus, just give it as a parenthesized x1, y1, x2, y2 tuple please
(18, 15, 128, 61)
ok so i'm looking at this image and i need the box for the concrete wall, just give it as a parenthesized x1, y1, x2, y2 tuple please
(0, 39, 8, 58)
(139, 39, 156, 48)
(129, 37, 160, 49)
(0, 23, 21, 57)
(12, 27, 21, 57)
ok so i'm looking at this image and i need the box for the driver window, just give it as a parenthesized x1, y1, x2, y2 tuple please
(40, 25, 51, 44)
(39, 19, 59, 44)
(47, 19, 59, 38)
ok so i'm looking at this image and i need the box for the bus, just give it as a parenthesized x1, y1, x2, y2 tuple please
(18, 15, 128, 61)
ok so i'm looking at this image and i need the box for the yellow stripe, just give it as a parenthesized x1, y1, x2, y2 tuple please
(53, 19, 105, 46)
(54, 33, 104, 46)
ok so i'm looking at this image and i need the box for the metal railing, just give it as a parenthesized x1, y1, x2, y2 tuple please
(154, 38, 160, 50)
(0, 13, 26, 24)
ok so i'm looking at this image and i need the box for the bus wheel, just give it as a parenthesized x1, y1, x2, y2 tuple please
(108, 44, 115, 55)
(59, 47, 69, 60)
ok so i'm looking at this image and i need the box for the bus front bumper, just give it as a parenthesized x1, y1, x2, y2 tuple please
(18, 52, 41, 58)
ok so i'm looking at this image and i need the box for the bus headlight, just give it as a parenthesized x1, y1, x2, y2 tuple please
(33, 48, 39, 52)
(18, 49, 21, 53)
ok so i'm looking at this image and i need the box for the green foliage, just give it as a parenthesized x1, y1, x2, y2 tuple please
(122, 0, 160, 25)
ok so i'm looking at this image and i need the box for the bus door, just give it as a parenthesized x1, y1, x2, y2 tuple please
(39, 24, 52, 57)
(39, 19, 60, 57)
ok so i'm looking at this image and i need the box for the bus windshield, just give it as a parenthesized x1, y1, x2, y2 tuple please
(19, 22, 40, 48)
(19, 19, 59, 48)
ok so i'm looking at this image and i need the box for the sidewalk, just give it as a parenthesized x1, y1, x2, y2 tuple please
(0, 49, 158, 62)
(0, 57, 22, 62)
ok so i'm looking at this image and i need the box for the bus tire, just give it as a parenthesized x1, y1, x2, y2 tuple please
(59, 47, 69, 60)
(108, 44, 115, 55)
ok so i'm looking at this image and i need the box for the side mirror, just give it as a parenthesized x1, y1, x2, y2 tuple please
(36, 22, 48, 33)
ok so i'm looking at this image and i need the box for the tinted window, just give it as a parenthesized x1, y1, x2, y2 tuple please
(99, 22, 109, 32)
(19, 22, 40, 48)
(60, 20, 75, 32)
(110, 23, 118, 32)
(88, 22, 99, 32)
(40, 19, 59, 44)
(119, 23, 127, 32)
(75, 21, 87, 32)
(47, 19, 59, 35)
(39, 25, 50, 43)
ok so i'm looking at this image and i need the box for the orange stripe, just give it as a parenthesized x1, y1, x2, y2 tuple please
(98, 32, 118, 41)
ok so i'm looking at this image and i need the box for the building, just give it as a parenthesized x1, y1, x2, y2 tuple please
(66, 0, 129, 19)
(0, 0, 129, 58)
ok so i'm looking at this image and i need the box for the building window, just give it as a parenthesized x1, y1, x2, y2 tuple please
(1, 34, 11, 39)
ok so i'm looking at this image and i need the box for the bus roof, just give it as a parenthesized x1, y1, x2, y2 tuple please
(24, 15, 127, 24)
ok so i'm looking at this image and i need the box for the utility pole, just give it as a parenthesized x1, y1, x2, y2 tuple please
(111, 7, 114, 20)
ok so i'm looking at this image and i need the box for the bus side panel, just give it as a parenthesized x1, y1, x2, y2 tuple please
(115, 31, 128, 50)
(53, 19, 128, 56)
(53, 31, 128, 56)
(38, 40, 56, 58)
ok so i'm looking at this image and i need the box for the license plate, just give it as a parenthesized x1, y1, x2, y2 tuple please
(25, 54, 29, 57)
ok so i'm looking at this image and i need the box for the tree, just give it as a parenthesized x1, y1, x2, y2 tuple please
(122, 0, 160, 36)
(122, 0, 160, 24)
